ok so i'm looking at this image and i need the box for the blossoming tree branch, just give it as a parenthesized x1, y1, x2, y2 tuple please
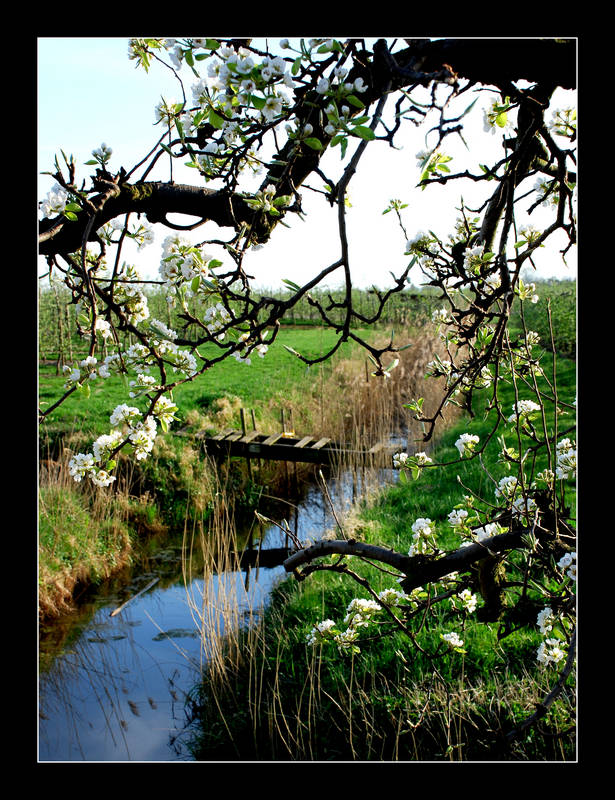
(38, 37, 577, 738)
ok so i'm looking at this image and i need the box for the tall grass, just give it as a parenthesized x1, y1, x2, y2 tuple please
(186, 345, 576, 762)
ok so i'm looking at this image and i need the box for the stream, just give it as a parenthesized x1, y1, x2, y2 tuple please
(38, 455, 403, 762)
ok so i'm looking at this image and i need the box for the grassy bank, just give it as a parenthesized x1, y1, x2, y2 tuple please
(39, 323, 453, 621)
(187, 348, 576, 762)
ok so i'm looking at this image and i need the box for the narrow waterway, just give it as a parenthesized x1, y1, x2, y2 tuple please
(38, 457, 402, 762)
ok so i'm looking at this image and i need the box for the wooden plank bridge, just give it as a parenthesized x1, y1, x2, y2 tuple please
(197, 427, 398, 466)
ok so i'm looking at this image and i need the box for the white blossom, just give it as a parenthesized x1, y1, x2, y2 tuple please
(306, 619, 337, 645)
(68, 452, 96, 482)
(40, 183, 69, 218)
(448, 508, 469, 529)
(508, 399, 541, 423)
(455, 433, 479, 458)
(92, 430, 124, 463)
(393, 451, 409, 468)
(458, 589, 477, 613)
(537, 606, 555, 635)
(441, 631, 464, 649)
(90, 468, 117, 488)
(537, 638, 567, 667)
(557, 551, 576, 582)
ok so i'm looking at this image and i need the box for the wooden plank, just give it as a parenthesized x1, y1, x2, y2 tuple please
(311, 437, 332, 450)
(262, 432, 284, 446)
(212, 428, 237, 440)
(239, 430, 261, 443)
(225, 431, 245, 442)
(295, 436, 315, 448)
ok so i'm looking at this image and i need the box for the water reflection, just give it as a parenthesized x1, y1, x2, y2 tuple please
(38, 463, 399, 761)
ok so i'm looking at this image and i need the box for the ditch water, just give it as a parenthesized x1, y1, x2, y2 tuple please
(38, 454, 403, 762)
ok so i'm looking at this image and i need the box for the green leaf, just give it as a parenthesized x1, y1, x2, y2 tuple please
(495, 112, 508, 128)
(291, 57, 302, 75)
(346, 94, 365, 109)
(160, 143, 175, 157)
(351, 125, 375, 141)
(63, 211, 78, 221)
(184, 49, 194, 67)
(249, 94, 266, 110)
(282, 278, 302, 290)
(191, 275, 201, 293)
(65, 202, 81, 212)
(84, 159, 98, 165)
(209, 108, 225, 129)
(304, 137, 323, 150)
(460, 97, 479, 118)
(205, 39, 220, 50)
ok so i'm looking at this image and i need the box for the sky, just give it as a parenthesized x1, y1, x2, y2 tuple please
(37, 37, 577, 291)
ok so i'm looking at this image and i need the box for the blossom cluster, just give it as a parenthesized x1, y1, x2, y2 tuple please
(306, 586, 418, 654)
(408, 517, 439, 557)
(112, 265, 150, 325)
(159, 234, 221, 301)
(62, 355, 101, 390)
(536, 604, 570, 669)
(508, 399, 541, 424)
(40, 183, 69, 218)
(232, 332, 269, 365)
(204, 302, 232, 339)
(555, 438, 576, 480)
(98, 217, 155, 251)
(455, 432, 480, 458)
(441, 631, 465, 651)
(557, 551, 576, 582)
(536, 638, 567, 668)
(392, 450, 432, 480)
(68, 396, 178, 487)
(449, 588, 478, 615)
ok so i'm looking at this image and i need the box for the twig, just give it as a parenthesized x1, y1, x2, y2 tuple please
(110, 577, 160, 617)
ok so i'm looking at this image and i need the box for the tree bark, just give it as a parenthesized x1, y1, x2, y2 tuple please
(283, 528, 527, 593)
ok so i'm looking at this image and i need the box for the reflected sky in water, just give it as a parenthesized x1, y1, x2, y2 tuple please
(39, 465, 399, 761)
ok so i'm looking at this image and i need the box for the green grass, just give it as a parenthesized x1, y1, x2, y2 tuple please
(189, 350, 577, 761)
(38, 326, 371, 442)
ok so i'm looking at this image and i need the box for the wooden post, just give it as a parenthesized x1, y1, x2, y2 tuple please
(281, 409, 289, 491)
(250, 409, 261, 470)
(289, 407, 299, 493)
(241, 409, 253, 481)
